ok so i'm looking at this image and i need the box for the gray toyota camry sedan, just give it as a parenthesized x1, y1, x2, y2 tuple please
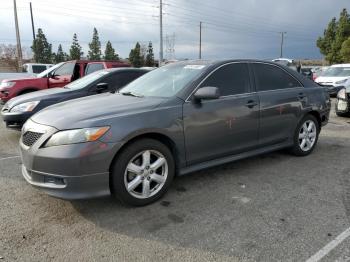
(20, 60, 331, 206)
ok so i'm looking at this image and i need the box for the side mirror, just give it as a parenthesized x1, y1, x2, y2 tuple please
(96, 82, 109, 93)
(193, 86, 220, 101)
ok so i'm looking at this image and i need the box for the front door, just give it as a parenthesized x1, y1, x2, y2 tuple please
(183, 63, 259, 165)
(48, 62, 75, 88)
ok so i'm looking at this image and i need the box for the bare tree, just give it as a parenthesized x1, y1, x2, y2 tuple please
(0, 44, 19, 72)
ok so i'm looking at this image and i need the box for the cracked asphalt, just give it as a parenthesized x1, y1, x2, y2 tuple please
(0, 100, 349, 262)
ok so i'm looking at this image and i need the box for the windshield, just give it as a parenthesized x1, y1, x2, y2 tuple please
(120, 63, 207, 97)
(64, 70, 110, 90)
(37, 62, 64, 78)
(322, 67, 350, 77)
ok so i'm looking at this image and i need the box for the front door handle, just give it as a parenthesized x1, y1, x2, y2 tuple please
(246, 100, 258, 108)
(298, 93, 306, 100)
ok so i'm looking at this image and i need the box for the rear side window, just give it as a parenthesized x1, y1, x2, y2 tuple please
(32, 65, 47, 74)
(253, 63, 302, 91)
(200, 63, 250, 96)
(85, 63, 104, 75)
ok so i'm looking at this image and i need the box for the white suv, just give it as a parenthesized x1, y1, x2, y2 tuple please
(315, 64, 350, 96)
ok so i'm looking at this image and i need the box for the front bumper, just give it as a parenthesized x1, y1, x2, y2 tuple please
(336, 96, 350, 114)
(20, 120, 122, 199)
(1, 109, 33, 129)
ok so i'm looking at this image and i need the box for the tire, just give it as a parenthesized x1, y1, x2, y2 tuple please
(110, 138, 175, 206)
(290, 114, 320, 156)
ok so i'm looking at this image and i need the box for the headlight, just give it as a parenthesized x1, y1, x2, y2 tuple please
(10, 101, 40, 113)
(0, 81, 16, 88)
(335, 79, 348, 85)
(44, 126, 110, 147)
(337, 88, 347, 99)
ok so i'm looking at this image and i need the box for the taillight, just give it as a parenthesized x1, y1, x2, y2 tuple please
(313, 75, 318, 81)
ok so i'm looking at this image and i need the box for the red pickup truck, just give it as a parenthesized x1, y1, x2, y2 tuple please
(0, 60, 130, 103)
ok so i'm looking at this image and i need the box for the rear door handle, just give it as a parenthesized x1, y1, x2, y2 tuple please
(246, 100, 258, 108)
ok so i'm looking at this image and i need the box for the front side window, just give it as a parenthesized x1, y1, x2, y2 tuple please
(104, 72, 145, 90)
(200, 63, 250, 96)
(253, 63, 302, 91)
(54, 62, 75, 76)
(65, 70, 110, 90)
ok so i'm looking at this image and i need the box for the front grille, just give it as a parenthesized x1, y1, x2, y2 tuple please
(22, 131, 43, 147)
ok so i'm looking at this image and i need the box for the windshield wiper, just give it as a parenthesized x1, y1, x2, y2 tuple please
(120, 91, 144, 97)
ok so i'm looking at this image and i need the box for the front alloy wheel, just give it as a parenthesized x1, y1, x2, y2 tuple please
(124, 150, 168, 199)
(111, 139, 175, 206)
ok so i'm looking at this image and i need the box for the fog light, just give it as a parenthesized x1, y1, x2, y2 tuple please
(44, 176, 65, 185)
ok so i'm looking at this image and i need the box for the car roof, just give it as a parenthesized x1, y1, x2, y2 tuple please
(103, 68, 152, 73)
(331, 64, 350, 67)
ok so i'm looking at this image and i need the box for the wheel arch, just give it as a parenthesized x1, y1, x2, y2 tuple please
(109, 132, 181, 183)
(306, 110, 322, 128)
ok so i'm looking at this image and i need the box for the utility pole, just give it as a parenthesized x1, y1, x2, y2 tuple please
(199, 21, 202, 59)
(159, 0, 163, 67)
(13, 0, 23, 71)
(279, 32, 287, 58)
(30, 2, 35, 41)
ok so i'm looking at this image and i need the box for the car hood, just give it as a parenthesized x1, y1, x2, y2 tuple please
(315, 76, 349, 85)
(6, 88, 72, 109)
(31, 93, 166, 130)
(2, 76, 38, 82)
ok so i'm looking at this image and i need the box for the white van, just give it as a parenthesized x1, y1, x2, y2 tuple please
(22, 63, 53, 74)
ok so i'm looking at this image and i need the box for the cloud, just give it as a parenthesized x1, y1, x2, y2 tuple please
(0, 0, 348, 60)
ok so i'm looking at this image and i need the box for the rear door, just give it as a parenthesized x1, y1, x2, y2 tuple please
(48, 62, 75, 88)
(183, 62, 259, 165)
(251, 62, 305, 147)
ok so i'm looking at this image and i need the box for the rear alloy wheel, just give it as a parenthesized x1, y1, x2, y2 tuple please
(290, 115, 319, 156)
(111, 139, 174, 206)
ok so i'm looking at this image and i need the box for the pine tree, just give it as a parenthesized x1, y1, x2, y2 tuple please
(317, 9, 350, 64)
(317, 18, 337, 64)
(55, 44, 67, 63)
(69, 33, 83, 60)
(104, 41, 119, 61)
(129, 42, 143, 67)
(88, 28, 102, 60)
(332, 8, 350, 63)
(145, 42, 155, 67)
(340, 37, 350, 62)
(31, 28, 53, 63)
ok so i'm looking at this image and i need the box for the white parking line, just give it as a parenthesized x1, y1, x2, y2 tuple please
(0, 156, 20, 161)
(305, 227, 350, 262)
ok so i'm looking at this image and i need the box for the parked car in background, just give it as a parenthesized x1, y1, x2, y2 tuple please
(335, 87, 350, 117)
(22, 63, 53, 74)
(19, 60, 330, 206)
(300, 67, 314, 80)
(311, 66, 329, 81)
(314, 64, 350, 96)
(1, 68, 149, 129)
(0, 60, 130, 103)
(272, 58, 299, 71)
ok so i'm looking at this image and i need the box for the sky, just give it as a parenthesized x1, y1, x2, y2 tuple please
(1, 0, 349, 61)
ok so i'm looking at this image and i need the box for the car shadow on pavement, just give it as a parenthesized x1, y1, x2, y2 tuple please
(70, 140, 350, 260)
